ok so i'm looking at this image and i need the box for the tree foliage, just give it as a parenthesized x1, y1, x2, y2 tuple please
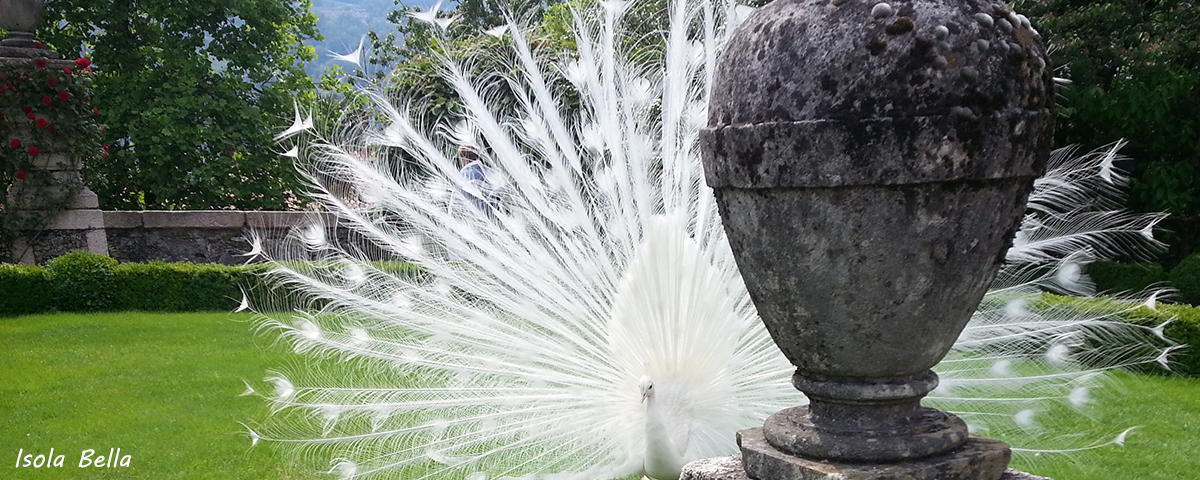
(37, 0, 321, 210)
(1012, 0, 1200, 264)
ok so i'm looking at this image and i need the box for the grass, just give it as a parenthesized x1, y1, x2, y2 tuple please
(1009, 372, 1200, 480)
(0, 312, 318, 480)
(1, 312, 1198, 480)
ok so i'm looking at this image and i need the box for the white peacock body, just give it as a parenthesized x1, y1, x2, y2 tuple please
(244, 0, 1175, 479)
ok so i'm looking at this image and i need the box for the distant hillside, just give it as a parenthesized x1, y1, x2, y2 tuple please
(306, 0, 439, 80)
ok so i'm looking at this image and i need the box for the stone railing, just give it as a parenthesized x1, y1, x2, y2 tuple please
(13, 210, 357, 265)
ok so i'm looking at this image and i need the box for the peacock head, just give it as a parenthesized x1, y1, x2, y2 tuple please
(638, 376, 655, 403)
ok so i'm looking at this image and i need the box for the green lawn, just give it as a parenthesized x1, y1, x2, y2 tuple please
(0, 312, 318, 480)
(1, 312, 1197, 479)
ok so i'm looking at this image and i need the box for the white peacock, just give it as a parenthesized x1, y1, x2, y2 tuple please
(242, 0, 1175, 479)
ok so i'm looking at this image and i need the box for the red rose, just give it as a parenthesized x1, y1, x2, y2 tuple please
(46, 125, 54, 133)
(26, 113, 35, 120)
(104, 144, 109, 152)
(36, 118, 47, 128)
(28, 146, 39, 156)
(76, 57, 91, 69)
(9, 139, 19, 149)
(93, 108, 99, 115)
(34, 41, 43, 48)
(48, 78, 57, 86)
(16, 171, 27, 180)
(21, 105, 31, 113)
(63, 68, 72, 75)
(0, 86, 5, 94)
(34, 58, 47, 68)
(58, 91, 70, 101)
(41, 96, 52, 106)
(85, 67, 93, 73)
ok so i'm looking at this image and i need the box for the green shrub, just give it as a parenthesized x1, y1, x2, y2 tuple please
(45, 250, 119, 312)
(0, 264, 52, 316)
(111, 261, 252, 312)
(1, 253, 422, 316)
(1168, 253, 1200, 306)
(1086, 261, 1168, 295)
(1035, 293, 1200, 376)
(1154, 302, 1200, 376)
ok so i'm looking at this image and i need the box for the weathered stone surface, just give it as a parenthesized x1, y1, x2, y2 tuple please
(12, 230, 88, 264)
(763, 404, 969, 461)
(0, 0, 46, 35)
(142, 210, 246, 229)
(103, 211, 144, 229)
(102, 211, 393, 265)
(707, 0, 1054, 125)
(701, 0, 1053, 466)
(702, 0, 1054, 381)
(246, 211, 339, 229)
(740, 428, 1009, 480)
(682, 455, 1050, 480)
(43, 209, 104, 230)
(105, 227, 249, 265)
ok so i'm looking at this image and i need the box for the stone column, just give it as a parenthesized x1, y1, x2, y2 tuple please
(2, 0, 107, 263)
(694, 0, 1054, 479)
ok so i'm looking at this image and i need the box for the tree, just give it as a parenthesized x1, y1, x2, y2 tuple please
(37, 0, 321, 210)
(1011, 0, 1200, 265)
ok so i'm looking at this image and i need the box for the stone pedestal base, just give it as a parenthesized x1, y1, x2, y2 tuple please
(717, 428, 1012, 480)
(682, 453, 1051, 480)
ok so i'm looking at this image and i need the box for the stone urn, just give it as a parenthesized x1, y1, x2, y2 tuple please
(0, 0, 45, 33)
(700, 0, 1053, 478)
(0, 0, 56, 58)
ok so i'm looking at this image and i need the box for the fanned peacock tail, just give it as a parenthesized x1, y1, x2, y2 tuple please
(243, 0, 1176, 479)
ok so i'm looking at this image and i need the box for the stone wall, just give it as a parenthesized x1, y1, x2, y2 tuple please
(100, 210, 346, 265)
(9, 210, 403, 265)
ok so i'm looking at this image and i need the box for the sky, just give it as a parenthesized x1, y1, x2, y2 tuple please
(306, 0, 440, 79)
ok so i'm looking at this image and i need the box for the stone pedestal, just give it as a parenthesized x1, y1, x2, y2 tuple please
(2, 0, 106, 263)
(3, 56, 108, 264)
(682, 455, 1053, 480)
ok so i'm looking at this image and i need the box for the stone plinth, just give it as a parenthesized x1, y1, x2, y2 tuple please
(5, 121, 108, 264)
(739, 428, 1008, 480)
(682, 453, 1052, 480)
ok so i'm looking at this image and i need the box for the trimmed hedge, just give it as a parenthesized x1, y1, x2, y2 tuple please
(1036, 293, 1200, 377)
(46, 250, 119, 312)
(1087, 253, 1200, 306)
(1169, 254, 1200, 306)
(0, 251, 422, 317)
(0, 264, 55, 316)
(0, 251, 268, 316)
